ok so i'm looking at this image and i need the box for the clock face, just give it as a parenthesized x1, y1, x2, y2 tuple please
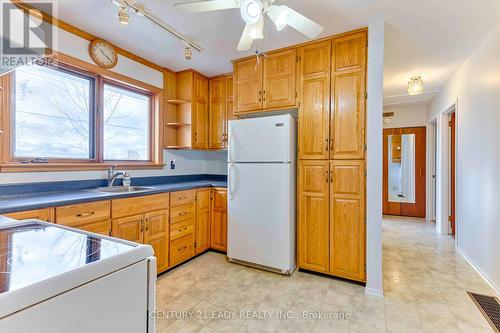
(90, 40, 118, 68)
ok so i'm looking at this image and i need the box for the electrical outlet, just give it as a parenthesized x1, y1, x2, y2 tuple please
(170, 159, 176, 170)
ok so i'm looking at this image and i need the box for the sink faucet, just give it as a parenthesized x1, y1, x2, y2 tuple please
(107, 165, 128, 187)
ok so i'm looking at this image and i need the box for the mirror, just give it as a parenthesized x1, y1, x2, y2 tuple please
(388, 133, 416, 203)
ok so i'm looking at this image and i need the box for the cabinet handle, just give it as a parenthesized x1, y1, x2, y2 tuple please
(76, 212, 94, 218)
(330, 171, 333, 183)
(177, 226, 188, 232)
(178, 245, 187, 252)
(325, 139, 329, 151)
(326, 170, 329, 183)
(178, 211, 188, 216)
(140, 219, 144, 232)
(330, 139, 333, 151)
(145, 220, 149, 232)
(178, 196, 188, 200)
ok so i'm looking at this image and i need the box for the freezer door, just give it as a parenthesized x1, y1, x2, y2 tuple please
(227, 163, 296, 271)
(228, 114, 294, 163)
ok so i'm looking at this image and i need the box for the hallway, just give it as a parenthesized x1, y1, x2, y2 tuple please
(154, 216, 495, 333)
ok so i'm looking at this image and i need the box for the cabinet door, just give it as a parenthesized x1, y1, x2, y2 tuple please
(263, 49, 296, 109)
(78, 220, 111, 236)
(112, 214, 143, 243)
(330, 160, 365, 282)
(144, 210, 169, 273)
(209, 77, 226, 149)
(234, 57, 263, 113)
(210, 188, 227, 251)
(225, 75, 235, 148)
(331, 32, 366, 159)
(297, 160, 330, 272)
(195, 188, 211, 254)
(192, 74, 209, 149)
(297, 41, 331, 160)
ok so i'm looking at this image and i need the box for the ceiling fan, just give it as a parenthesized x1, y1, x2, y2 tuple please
(175, 0, 324, 51)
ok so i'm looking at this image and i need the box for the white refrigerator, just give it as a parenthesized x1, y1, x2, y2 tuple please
(227, 114, 296, 275)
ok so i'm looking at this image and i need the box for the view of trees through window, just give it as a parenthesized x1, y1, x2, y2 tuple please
(13, 64, 151, 161)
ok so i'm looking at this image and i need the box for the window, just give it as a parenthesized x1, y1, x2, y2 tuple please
(103, 83, 151, 161)
(13, 65, 95, 160)
(7, 62, 156, 167)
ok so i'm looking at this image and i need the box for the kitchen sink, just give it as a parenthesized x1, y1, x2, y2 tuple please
(87, 186, 155, 194)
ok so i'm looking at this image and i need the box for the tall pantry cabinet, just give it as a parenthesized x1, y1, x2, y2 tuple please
(297, 31, 367, 282)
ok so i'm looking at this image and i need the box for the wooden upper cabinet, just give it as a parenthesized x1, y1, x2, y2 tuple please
(192, 73, 209, 149)
(330, 160, 365, 282)
(234, 57, 263, 113)
(210, 188, 227, 251)
(226, 75, 235, 121)
(297, 41, 331, 160)
(144, 210, 169, 273)
(195, 188, 211, 254)
(331, 32, 366, 159)
(112, 214, 144, 243)
(298, 160, 330, 273)
(209, 76, 226, 149)
(263, 49, 296, 109)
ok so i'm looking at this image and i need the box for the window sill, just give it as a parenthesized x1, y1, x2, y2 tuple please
(0, 162, 165, 173)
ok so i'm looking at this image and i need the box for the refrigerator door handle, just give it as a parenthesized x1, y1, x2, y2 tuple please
(228, 163, 235, 200)
(228, 130, 234, 163)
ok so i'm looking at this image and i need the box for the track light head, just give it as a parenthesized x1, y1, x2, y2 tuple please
(184, 47, 192, 60)
(118, 7, 129, 24)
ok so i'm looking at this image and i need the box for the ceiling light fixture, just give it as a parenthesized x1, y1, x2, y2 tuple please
(240, 0, 263, 25)
(267, 5, 289, 31)
(184, 47, 192, 60)
(408, 75, 424, 96)
(118, 7, 129, 24)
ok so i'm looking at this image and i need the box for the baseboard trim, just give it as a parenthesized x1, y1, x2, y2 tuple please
(365, 287, 384, 297)
(457, 246, 500, 296)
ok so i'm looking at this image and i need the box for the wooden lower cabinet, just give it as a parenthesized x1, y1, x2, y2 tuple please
(4, 208, 54, 222)
(210, 188, 227, 251)
(195, 188, 211, 254)
(298, 160, 366, 282)
(144, 210, 169, 273)
(297, 160, 330, 272)
(112, 214, 144, 243)
(170, 234, 195, 267)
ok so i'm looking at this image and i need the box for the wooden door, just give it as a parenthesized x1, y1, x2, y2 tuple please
(195, 188, 211, 254)
(192, 74, 209, 149)
(209, 77, 226, 149)
(331, 32, 366, 159)
(112, 214, 143, 243)
(330, 160, 366, 282)
(297, 41, 331, 160)
(263, 49, 296, 109)
(234, 57, 263, 113)
(144, 210, 169, 273)
(297, 160, 330, 272)
(383, 127, 427, 217)
(210, 188, 227, 251)
(449, 113, 456, 236)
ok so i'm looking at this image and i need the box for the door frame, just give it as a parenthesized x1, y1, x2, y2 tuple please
(425, 119, 437, 221)
(382, 126, 427, 217)
(433, 101, 458, 237)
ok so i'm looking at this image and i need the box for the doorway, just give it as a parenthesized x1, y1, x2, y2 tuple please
(383, 127, 426, 217)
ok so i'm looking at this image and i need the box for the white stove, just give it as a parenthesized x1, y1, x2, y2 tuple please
(0, 219, 156, 333)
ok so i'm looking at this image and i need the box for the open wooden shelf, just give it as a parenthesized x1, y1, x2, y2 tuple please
(166, 99, 190, 105)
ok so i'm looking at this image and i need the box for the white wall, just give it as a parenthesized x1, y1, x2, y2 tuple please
(427, 24, 500, 294)
(383, 103, 428, 129)
(365, 20, 385, 297)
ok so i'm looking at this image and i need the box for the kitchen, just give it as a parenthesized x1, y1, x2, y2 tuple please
(0, 0, 379, 332)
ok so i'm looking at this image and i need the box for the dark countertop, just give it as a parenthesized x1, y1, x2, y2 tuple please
(0, 180, 227, 214)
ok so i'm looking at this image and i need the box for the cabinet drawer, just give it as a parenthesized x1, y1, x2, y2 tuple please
(170, 234, 195, 267)
(170, 203, 195, 224)
(56, 201, 110, 227)
(170, 219, 194, 241)
(170, 189, 195, 207)
(112, 193, 169, 218)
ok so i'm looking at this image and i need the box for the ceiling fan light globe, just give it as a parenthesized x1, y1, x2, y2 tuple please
(240, 0, 263, 24)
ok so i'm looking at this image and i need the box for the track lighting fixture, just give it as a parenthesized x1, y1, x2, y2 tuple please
(118, 7, 129, 25)
(184, 47, 192, 60)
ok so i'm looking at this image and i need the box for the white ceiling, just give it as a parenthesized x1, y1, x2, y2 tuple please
(43, 0, 500, 105)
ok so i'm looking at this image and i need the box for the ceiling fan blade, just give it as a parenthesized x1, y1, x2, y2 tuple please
(175, 0, 238, 13)
(279, 5, 323, 38)
(237, 24, 254, 51)
(237, 18, 264, 51)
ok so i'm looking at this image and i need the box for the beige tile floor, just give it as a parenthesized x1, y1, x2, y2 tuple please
(155, 216, 496, 332)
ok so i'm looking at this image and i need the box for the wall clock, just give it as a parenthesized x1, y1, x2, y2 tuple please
(89, 39, 118, 69)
